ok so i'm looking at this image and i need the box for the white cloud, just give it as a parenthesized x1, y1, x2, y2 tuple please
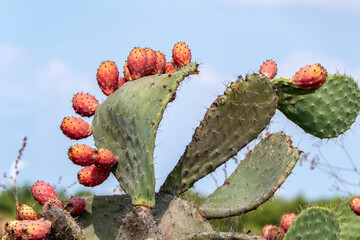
(217, 0, 360, 12)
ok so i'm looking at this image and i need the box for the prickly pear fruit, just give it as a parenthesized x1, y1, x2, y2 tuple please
(68, 144, 95, 166)
(77, 165, 111, 187)
(92, 148, 119, 169)
(350, 197, 360, 215)
(127, 47, 147, 80)
(117, 77, 126, 88)
(72, 92, 99, 117)
(12, 218, 51, 240)
(65, 196, 86, 215)
(263, 225, 284, 240)
(165, 61, 176, 74)
(155, 51, 166, 74)
(172, 42, 191, 67)
(291, 63, 327, 89)
(31, 181, 58, 205)
(280, 213, 296, 232)
(42, 198, 64, 213)
(60, 116, 92, 140)
(144, 48, 157, 75)
(16, 204, 38, 220)
(4, 220, 19, 234)
(123, 61, 133, 81)
(96, 61, 119, 96)
(259, 59, 277, 79)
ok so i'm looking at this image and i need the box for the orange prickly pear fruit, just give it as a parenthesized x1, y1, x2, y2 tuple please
(291, 63, 327, 89)
(16, 204, 38, 220)
(144, 48, 157, 76)
(72, 92, 99, 117)
(165, 61, 176, 74)
(123, 61, 133, 81)
(92, 148, 119, 169)
(96, 60, 119, 96)
(60, 116, 92, 140)
(68, 144, 95, 166)
(77, 165, 111, 187)
(155, 51, 166, 74)
(127, 47, 147, 80)
(259, 59, 278, 79)
(172, 42, 191, 67)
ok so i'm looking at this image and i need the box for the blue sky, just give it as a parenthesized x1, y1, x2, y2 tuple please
(1, 1, 360, 200)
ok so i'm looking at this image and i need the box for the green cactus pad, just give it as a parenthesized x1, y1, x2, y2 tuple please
(274, 74, 360, 138)
(160, 74, 278, 196)
(92, 63, 198, 207)
(338, 197, 360, 240)
(284, 206, 340, 240)
(199, 132, 299, 219)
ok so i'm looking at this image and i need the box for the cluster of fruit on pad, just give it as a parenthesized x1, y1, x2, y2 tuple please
(60, 42, 192, 188)
(2, 181, 85, 240)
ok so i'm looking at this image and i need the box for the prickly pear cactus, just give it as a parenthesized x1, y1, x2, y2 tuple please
(36, 44, 359, 240)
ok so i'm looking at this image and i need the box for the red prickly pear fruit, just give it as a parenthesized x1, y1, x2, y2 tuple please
(262, 225, 284, 240)
(127, 47, 148, 80)
(92, 148, 119, 169)
(78, 165, 111, 187)
(31, 181, 58, 205)
(13, 218, 52, 240)
(60, 116, 92, 140)
(117, 77, 126, 88)
(123, 61, 133, 81)
(96, 61, 119, 96)
(42, 198, 64, 213)
(5, 220, 20, 234)
(291, 63, 327, 89)
(16, 204, 38, 220)
(350, 197, 360, 215)
(165, 61, 176, 74)
(280, 212, 297, 232)
(65, 196, 86, 215)
(155, 51, 166, 74)
(68, 144, 95, 166)
(172, 42, 191, 67)
(144, 48, 157, 76)
(259, 59, 278, 80)
(72, 92, 99, 117)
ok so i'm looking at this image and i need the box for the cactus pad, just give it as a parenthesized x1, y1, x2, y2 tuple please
(338, 197, 360, 240)
(92, 63, 198, 207)
(160, 74, 278, 196)
(284, 206, 340, 240)
(199, 132, 300, 219)
(274, 74, 360, 138)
